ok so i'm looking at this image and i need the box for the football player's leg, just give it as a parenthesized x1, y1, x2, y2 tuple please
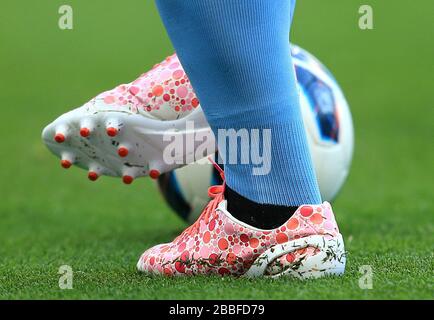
(155, 0, 321, 228)
(138, 0, 346, 278)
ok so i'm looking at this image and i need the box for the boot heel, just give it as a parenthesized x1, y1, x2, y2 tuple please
(245, 234, 346, 279)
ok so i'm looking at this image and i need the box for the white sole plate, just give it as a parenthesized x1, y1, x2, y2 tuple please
(42, 105, 215, 183)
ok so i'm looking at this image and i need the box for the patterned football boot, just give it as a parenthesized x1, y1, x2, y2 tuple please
(42, 54, 214, 183)
(137, 166, 346, 279)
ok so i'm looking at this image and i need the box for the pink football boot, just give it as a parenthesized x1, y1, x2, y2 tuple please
(42, 54, 214, 184)
(137, 165, 346, 279)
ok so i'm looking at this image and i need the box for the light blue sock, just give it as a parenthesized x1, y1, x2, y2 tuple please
(155, 0, 321, 206)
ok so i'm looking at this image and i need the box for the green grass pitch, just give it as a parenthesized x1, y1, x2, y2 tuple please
(0, 0, 432, 299)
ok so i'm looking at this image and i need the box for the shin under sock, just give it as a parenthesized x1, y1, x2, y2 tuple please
(155, 0, 322, 225)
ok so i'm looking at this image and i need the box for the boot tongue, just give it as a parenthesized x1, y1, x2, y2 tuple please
(217, 200, 228, 212)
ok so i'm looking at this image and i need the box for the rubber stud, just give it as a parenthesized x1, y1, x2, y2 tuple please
(149, 169, 160, 180)
(60, 160, 72, 169)
(80, 127, 90, 137)
(88, 171, 99, 181)
(106, 127, 118, 137)
(122, 175, 134, 184)
(54, 133, 65, 143)
(118, 147, 129, 157)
